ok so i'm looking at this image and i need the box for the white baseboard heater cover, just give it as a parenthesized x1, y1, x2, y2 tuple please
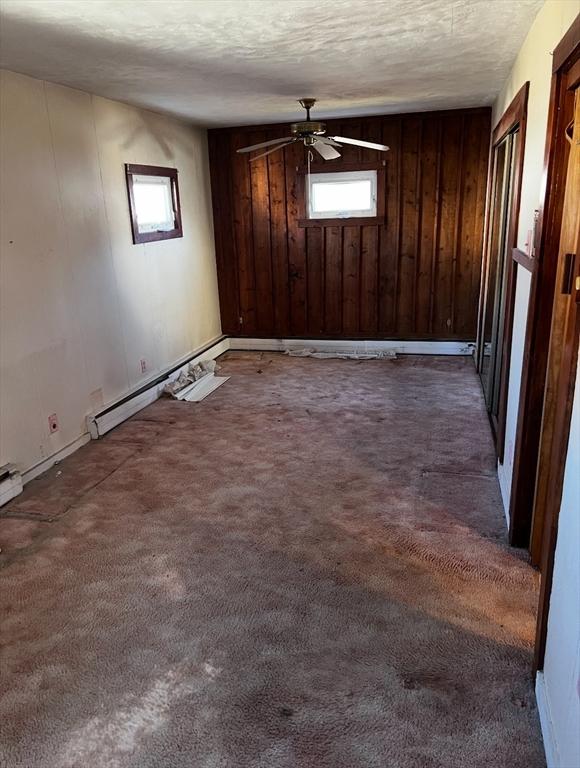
(229, 338, 474, 356)
(87, 337, 230, 439)
(4, 335, 474, 499)
(0, 464, 23, 507)
(175, 373, 230, 402)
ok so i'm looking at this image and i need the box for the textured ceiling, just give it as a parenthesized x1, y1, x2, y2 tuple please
(0, 0, 543, 127)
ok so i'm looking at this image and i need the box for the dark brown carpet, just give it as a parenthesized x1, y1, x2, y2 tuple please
(0, 353, 545, 768)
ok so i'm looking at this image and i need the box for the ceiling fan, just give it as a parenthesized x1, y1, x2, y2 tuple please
(237, 99, 390, 161)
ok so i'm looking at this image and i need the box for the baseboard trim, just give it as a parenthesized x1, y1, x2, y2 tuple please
(229, 337, 474, 356)
(88, 336, 230, 438)
(536, 671, 558, 768)
(5, 335, 473, 496)
(22, 432, 92, 486)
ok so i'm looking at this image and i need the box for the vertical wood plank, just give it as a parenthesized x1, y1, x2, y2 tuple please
(378, 118, 402, 334)
(433, 115, 463, 336)
(455, 113, 482, 337)
(207, 131, 239, 333)
(471, 112, 492, 331)
(450, 115, 466, 334)
(306, 227, 324, 334)
(267, 142, 290, 334)
(285, 140, 307, 335)
(325, 226, 343, 334)
(250, 132, 274, 333)
(362, 117, 383, 165)
(416, 118, 439, 336)
(360, 226, 379, 333)
(230, 132, 256, 333)
(398, 117, 421, 335)
(338, 121, 362, 164)
(343, 225, 361, 334)
(429, 121, 443, 334)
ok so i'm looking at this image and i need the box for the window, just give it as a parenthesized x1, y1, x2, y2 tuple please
(125, 164, 183, 244)
(307, 170, 377, 219)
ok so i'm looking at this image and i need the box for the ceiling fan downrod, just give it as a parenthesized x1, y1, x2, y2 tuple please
(298, 97, 316, 121)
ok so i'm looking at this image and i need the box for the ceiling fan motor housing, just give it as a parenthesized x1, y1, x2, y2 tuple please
(236, 98, 389, 160)
(291, 121, 326, 138)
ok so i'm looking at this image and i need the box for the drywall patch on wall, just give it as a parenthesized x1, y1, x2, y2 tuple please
(0, 69, 221, 474)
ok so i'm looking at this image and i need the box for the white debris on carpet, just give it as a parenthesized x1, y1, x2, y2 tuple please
(163, 359, 229, 402)
(284, 349, 397, 360)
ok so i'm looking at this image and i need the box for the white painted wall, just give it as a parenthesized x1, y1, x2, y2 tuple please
(538, 355, 580, 768)
(492, 3, 580, 764)
(0, 69, 221, 474)
(492, 0, 579, 516)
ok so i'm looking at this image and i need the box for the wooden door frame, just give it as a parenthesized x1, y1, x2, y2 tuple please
(534, 232, 580, 672)
(507, 15, 580, 549)
(475, 83, 529, 460)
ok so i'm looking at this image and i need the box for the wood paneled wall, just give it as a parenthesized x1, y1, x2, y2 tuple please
(208, 107, 491, 339)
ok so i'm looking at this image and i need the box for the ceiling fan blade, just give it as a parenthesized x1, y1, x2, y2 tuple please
(249, 140, 297, 161)
(237, 136, 294, 154)
(313, 141, 341, 160)
(328, 135, 390, 152)
(315, 136, 343, 148)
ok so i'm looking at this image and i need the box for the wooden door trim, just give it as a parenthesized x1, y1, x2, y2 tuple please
(508, 16, 579, 548)
(552, 13, 580, 72)
(476, 83, 529, 460)
(534, 243, 580, 671)
(492, 83, 529, 146)
(495, 85, 529, 461)
(512, 247, 536, 273)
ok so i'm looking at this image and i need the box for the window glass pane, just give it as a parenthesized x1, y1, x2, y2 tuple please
(311, 180, 372, 213)
(133, 175, 175, 233)
(307, 170, 377, 218)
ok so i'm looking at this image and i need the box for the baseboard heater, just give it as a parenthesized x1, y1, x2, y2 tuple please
(87, 336, 230, 439)
(229, 338, 474, 356)
(0, 464, 23, 507)
(2, 334, 474, 507)
(88, 336, 473, 437)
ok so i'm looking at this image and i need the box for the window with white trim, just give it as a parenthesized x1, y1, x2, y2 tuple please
(307, 170, 377, 219)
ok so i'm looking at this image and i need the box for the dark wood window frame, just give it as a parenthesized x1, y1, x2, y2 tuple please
(125, 163, 183, 244)
(475, 82, 529, 460)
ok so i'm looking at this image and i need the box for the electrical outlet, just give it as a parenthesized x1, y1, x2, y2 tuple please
(48, 413, 59, 433)
(140, 358, 147, 374)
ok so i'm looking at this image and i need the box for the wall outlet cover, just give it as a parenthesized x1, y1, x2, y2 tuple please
(140, 359, 147, 374)
(48, 413, 59, 433)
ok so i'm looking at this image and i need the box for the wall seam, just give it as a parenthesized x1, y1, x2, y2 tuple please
(89, 93, 132, 392)
(43, 80, 92, 419)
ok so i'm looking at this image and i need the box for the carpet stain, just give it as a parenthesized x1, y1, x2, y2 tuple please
(0, 353, 545, 767)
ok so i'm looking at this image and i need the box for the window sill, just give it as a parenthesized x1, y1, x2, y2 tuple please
(298, 217, 385, 228)
(132, 228, 183, 244)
